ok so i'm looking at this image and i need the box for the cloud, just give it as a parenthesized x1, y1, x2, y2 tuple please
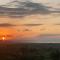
(0, 23, 16, 27)
(54, 23, 60, 25)
(41, 34, 60, 36)
(0, 1, 51, 17)
(40, 34, 60, 36)
(24, 29, 30, 31)
(0, 1, 60, 18)
(24, 2, 50, 14)
(0, 23, 43, 27)
(21, 24, 43, 26)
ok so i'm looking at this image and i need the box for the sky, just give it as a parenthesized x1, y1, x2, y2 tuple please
(0, 0, 60, 42)
(0, 0, 60, 4)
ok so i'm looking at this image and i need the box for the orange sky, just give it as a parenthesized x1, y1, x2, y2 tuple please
(0, 0, 60, 40)
(0, 24, 60, 40)
(0, 14, 60, 39)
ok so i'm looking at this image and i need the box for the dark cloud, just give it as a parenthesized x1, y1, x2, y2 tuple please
(0, 1, 50, 18)
(22, 24, 43, 26)
(38, 34, 60, 37)
(24, 2, 50, 14)
(24, 29, 30, 31)
(47, 7, 60, 13)
(0, 1, 60, 18)
(0, 23, 43, 27)
(54, 23, 60, 25)
(0, 23, 16, 27)
(51, 11, 60, 13)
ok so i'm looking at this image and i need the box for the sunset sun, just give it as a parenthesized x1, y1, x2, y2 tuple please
(2, 37, 6, 40)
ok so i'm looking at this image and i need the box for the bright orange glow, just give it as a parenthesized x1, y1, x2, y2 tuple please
(0, 28, 17, 40)
(2, 37, 6, 40)
(0, 27, 40, 40)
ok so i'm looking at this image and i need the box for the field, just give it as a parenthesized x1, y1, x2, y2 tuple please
(0, 43, 60, 60)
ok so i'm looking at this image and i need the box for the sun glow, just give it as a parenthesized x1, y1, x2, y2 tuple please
(2, 37, 6, 40)
(0, 28, 17, 40)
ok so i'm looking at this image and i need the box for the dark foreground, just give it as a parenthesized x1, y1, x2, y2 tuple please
(0, 43, 60, 60)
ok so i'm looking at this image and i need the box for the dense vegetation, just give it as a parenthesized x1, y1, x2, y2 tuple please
(0, 43, 60, 60)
